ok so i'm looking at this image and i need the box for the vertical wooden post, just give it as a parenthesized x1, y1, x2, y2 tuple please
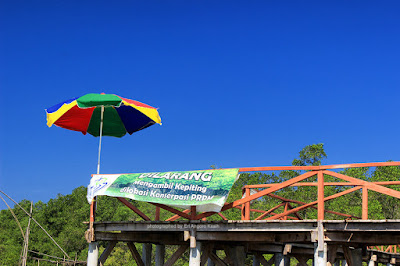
(245, 188, 251, 220)
(190, 206, 196, 220)
(317, 171, 325, 221)
(283, 202, 288, 220)
(155, 244, 165, 266)
(362, 186, 368, 220)
(252, 254, 260, 266)
(236, 246, 246, 266)
(155, 206, 160, 221)
(142, 244, 152, 266)
(142, 243, 153, 266)
(155, 206, 163, 266)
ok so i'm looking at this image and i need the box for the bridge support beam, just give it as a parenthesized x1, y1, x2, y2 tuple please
(155, 244, 165, 266)
(142, 243, 152, 266)
(252, 254, 260, 266)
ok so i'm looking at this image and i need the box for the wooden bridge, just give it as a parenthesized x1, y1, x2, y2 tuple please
(86, 162, 400, 266)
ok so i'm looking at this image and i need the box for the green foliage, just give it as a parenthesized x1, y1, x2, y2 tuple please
(292, 143, 327, 166)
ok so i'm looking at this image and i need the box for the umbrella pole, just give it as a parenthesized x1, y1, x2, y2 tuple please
(97, 105, 104, 175)
(87, 105, 104, 266)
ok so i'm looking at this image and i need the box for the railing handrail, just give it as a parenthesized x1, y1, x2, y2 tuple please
(238, 161, 400, 172)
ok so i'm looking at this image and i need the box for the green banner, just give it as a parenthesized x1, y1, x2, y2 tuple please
(87, 169, 239, 212)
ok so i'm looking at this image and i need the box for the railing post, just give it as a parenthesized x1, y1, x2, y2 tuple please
(362, 186, 368, 220)
(190, 206, 196, 220)
(245, 188, 251, 220)
(155, 206, 160, 221)
(318, 171, 325, 220)
(283, 202, 288, 220)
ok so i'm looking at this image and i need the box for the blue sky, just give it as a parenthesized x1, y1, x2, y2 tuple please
(0, 1, 399, 208)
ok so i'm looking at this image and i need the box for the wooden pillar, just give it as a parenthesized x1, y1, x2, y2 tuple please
(155, 244, 165, 266)
(362, 187, 368, 220)
(207, 250, 216, 266)
(235, 246, 245, 266)
(327, 245, 338, 266)
(189, 241, 201, 265)
(252, 254, 260, 266)
(351, 248, 362, 266)
(317, 171, 325, 220)
(142, 244, 152, 266)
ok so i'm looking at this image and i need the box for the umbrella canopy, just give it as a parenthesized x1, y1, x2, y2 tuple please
(46, 93, 161, 137)
(46, 93, 161, 174)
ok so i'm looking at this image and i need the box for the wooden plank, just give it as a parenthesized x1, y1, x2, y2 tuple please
(96, 232, 185, 245)
(324, 232, 400, 245)
(197, 232, 275, 242)
(248, 244, 283, 253)
(164, 245, 188, 266)
(99, 241, 117, 266)
(127, 242, 145, 266)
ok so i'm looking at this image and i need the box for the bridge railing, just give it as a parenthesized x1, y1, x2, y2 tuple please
(107, 161, 400, 222)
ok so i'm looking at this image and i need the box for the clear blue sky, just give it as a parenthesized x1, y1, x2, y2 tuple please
(1, 1, 399, 208)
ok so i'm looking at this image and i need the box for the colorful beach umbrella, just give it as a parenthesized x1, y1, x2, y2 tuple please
(46, 93, 161, 173)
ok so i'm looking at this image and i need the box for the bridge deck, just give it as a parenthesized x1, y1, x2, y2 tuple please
(93, 220, 400, 265)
